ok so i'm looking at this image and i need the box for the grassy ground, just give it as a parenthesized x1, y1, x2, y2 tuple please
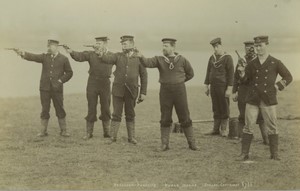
(0, 82, 300, 190)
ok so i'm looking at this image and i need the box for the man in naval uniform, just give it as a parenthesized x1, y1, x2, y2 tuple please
(232, 41, 268, 145)
(13, 39, 73, 137)
(239, 36, 293, 161)
(64, 37, 113, 140)
(137, 38, 198, 151)
(204, 38, 234, 137)
(100, 35, 148, 145)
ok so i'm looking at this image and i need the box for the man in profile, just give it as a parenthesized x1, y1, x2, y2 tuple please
(64, 37, 113, 140)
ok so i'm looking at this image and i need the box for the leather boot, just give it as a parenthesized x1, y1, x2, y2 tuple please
(37, 119, 49, 137)
(269, 134, 280, 160)
(83, 121, 94, 140)
(58, 118, 70, 137)
(126, 121, 137, 144)
(110, 120, 120, 143)
(161, 126, 171, 151)
(205, 119, 220, 135)
(183, 126, 199, 151)
(102, 120, 111, 138)
(239, 133, 253, 161)
(259, 123, 269, 145)
(220, 119, 228, 137)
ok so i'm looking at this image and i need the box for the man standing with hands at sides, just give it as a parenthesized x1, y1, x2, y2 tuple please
(12, 40, 73, 137)
(232, 41, 268, 145)
(238, 36, 292, 161)
(63, 37, 113, 140)
(204, 38, 234, 137)
(100, 35, 148, 145)
(137, 38, 199, 151)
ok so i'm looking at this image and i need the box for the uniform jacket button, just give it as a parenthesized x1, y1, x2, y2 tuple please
(265, 76, 267, 79)
(264, 90, 267, 93)
(265, 69, 268, 72)
(255, 84, 258, 86)
(256, 70, 259, 72)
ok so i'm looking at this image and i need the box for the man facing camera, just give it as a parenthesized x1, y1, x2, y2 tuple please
(13, 40, 73, 137)
(239, 36, 293, 161)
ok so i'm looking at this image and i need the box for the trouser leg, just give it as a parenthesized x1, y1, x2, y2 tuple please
(99, 80, 112, 138)
(259, 101, 279, 160)
(110, 95, 124, 142)
(40, 91, 51, 120)
(173, 83, 198, 150)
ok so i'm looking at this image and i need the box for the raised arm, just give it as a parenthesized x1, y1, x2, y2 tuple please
(183, 57, 194, 82)
(22, 52, 45, 63)
(60, 57, 73, 83)
(70, 51, 90, 62)
(139, 56, 159, 68)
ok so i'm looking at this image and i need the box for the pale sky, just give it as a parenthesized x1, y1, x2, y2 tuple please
(1, 0, 300, 97)
(1, 0, 300, 51)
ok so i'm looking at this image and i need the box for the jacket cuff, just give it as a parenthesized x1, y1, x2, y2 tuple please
(276, 80, 287, 91)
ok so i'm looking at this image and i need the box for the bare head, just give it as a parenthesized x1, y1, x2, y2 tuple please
(162, 38, 177, 57)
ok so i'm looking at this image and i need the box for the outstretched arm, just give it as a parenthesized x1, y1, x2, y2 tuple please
(21, 52, 45, 63)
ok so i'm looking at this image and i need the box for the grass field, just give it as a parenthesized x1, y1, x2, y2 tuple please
(0, 82, 300, 190)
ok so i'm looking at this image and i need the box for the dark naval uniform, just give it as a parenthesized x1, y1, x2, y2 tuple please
(101, 36, 148, 144)
(22, 52, 73, 119)
(239, 36, 293, 161)
(139, 38, 198, 151)
(204, 38, 234, 136)
(70, 47, 113, 138)
(21, 40, 73, 137)
(232, 41, 267, 144)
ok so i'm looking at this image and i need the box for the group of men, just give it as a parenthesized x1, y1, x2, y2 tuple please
(203, 36, 292, 161)
(11, 34, 293, 160)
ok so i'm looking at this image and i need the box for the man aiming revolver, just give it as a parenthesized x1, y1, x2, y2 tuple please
(63, 37, 113, 140)
(11, 39, 73, 137)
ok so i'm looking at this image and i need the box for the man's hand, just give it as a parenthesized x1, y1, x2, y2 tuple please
(14, 49, 24, 56)
(205, 85, 210, 96)
(225, 86, 232, 98)
(62, 45, 73, 54)
(232, 92, 238, 102)
(137, 94, 146, 104)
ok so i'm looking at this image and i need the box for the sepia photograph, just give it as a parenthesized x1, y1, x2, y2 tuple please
(0, 0, 299, 190)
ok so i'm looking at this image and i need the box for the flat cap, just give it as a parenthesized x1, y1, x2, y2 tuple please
(48, 39, 59, 45)
(254, 36, 269, 44)
(162, 38, 177, 43)
(243, 41, 254, 46)
(210, 37, 222, 46)
(95, 37, 109, 41)
(120, 35, 134, 43)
